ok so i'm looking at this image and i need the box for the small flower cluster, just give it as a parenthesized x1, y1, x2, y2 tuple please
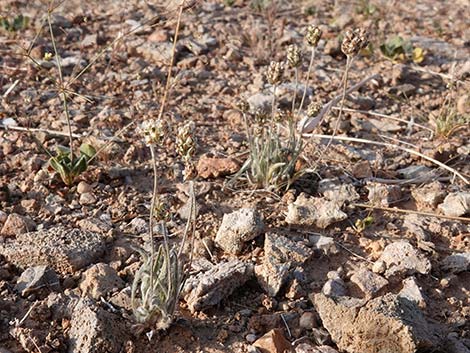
(267, 61, 285, 85)
(306, 25, 322, 47)
(306, 101, 322, 117)
(176, 121, 197, 180)
(341, 28, 369, 57)
(153, 195, 171, 223)
(287, 44, 301, 68)
(140, 119, 166, 146)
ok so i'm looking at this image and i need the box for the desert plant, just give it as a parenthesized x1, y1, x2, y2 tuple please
(432, 81, 469, 138)
(380, 35, 425, 64)
(230, 25, 326, 192)
(0, 14, 29, 32)
(131, 1, 197, 334)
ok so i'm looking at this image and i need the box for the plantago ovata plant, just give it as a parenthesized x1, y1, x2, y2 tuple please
(131, 0, 197, 334)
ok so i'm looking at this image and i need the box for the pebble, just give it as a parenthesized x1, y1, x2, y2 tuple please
(79, 192, 97, 205)
(246, 334, 257, 343)
(77, 181, 92, 194)
(299, 312, 317, 330)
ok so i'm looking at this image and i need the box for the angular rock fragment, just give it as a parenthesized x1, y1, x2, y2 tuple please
(0, 226, 105, 274)
(399, 277, 426, 308)
(350, 268, 388, 297)
(15, 265, 60, 297)
(441, 253, 470, 273)
(313, 293, 440, 353)
(183, 260, 253, 313)
(215, 208, 263, 254)
(411, 181, 445, 210)
(317, 178, 359, 204)
(255, 258, 291, 297)
(68, 297, 129, 353)
(378, 241, 431, 278)
(253, 329, 292, 353)
(308, 235, 338, 255)
(255, 233, 314, 296)
(366, 182, 401, 207)
(322, 278, 347, 298)
(196, 154, 239, 179)
(79, 263, 125, 300)
(286, 193, 347, 229)
(0, 213, 36, 237)
(438, 192, 470, 217)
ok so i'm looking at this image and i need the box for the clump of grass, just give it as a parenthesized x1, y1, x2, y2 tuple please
(432, 81, 469, 138)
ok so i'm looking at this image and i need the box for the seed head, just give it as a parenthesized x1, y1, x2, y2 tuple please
(306, 25, 322, 47)
(274, 109, 287, 123)
(154, 195, 171, 223)
(140, 119, 166, 146)
(287, 44, 301, 68)
(266, 61, 285, 85)
(341, 28, 369, 57)
(236, 99, 250, 113)
(176, 121, 196, 164)
(307, 101, 322, 117)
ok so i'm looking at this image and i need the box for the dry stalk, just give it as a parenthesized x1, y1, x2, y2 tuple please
(303, 133, 469, 184)
(352, 203, 470, 223)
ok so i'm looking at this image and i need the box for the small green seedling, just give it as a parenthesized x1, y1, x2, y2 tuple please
(354, 215, 374, 233)
(0, 14, 29, 32)
(48, 143, 96, 186)
(380, 35, 425, 63)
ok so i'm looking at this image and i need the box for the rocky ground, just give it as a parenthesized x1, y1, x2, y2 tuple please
(0, 0, 469, 352)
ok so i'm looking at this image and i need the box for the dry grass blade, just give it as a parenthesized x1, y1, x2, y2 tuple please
(353, 203, 470, 223)
(304, 133, 469, 184)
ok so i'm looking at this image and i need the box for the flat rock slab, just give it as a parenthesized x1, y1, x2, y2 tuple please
(313, 293, 440, 353)
(378, 241, 431, 278)
(286, 193, 347, 229)
(183, 259, 253, 313)
(0, 226, 105, 274)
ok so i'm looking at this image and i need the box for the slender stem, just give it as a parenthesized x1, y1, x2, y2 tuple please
(291, 67, 298, 115)
(326, 55, 352, 149)
(47, 7, 74, 162)
(149, 145, 159, 281)
(271, 84, 277, 123)
(298, 47, 315, 114)
(158, 3, 184, 120)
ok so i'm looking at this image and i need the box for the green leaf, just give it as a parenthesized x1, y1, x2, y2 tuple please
(12, 15, 29, 31)
(71, 155, 88, 175)
(56, 145, 71, 157)
(49, 157, 73, 185)
(79, 143, 96, 160)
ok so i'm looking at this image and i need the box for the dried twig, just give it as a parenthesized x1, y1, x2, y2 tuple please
(330, 106, 434, 132)
(0, 124, 82, 138)
(353, 203, 470, 223)
(304, 133, 469, 184)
